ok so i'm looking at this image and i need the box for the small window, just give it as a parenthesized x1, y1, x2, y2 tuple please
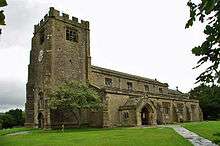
(105, 78, 112, 87)
(164, 107, 169, 114)
(40, 30, 45, 44)
(127, 82, 133, 91)
(159, 88, 163, 93)
(66, 28, 78, 42)
(144, 85, 149, 92)
(38, 92, 44, 109)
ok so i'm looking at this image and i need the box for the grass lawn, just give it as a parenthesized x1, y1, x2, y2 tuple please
(183, 121, 220, 145)
(0, 127, 192, 146)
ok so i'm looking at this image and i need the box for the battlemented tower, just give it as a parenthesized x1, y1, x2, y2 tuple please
(25, 7, 91, 128)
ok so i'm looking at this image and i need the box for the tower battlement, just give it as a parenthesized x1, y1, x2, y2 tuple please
(34, 7, 89, 34)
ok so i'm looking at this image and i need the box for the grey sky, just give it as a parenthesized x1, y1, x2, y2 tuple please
(0, 0, 205, 112)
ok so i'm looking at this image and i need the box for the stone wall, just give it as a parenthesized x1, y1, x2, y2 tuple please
(104, 93, 130, 127)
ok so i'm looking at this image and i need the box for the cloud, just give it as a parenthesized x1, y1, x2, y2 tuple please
(0, 0, 51, 112)
(1, 0, 51, 50)
(0, 80, 25, 105)
(0, 104, 24, 113)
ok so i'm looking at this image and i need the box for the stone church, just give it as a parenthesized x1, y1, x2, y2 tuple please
(25, 7, 203, 129)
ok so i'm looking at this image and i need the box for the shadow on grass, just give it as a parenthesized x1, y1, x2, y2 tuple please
(213, 133, 220, 137)
(213, 132, 220, 145)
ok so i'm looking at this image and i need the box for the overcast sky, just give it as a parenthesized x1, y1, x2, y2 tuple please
(0, 0, 205, 112)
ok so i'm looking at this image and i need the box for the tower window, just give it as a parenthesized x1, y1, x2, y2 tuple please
(123, 112, 129, 119)
(127, 82, 133, 91)
(144, 85, 149, 92)
(40, 30, 45, 44)
(38, 92, 44, 109)
(159, 88, 163, 93)
(105, 78, 112, 87)
(66, 28, 78, 42)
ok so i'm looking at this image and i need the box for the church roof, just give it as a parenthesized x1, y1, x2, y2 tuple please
(91, 65, 168, 87)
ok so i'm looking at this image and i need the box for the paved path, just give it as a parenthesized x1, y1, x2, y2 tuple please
(7, 131, 30, 136)
(166, 125, 218, 146)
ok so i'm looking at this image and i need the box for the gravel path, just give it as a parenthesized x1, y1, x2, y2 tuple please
(169, 125, 218, 146)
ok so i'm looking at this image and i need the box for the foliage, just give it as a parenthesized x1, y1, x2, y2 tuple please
(0, 114, 16, 129)
(49, 81, 102, 127)
(189, 84, 220, 120)
(0, 127, 192, 146)
(0, 109, 25, 129)
(183, 121, 220, 145)
(0, 0, 7, 35)
(186, 0, 220, 84)
(5, 109, 25, 126)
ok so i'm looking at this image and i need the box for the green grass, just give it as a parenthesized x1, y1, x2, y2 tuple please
(183, 121, 220, 145)
(0, 127, 192, 146)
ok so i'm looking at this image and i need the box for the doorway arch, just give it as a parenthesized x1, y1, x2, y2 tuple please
(141, 106, 150, 125)
(38, 113, 44, 129)
(136, 98, 157, 126)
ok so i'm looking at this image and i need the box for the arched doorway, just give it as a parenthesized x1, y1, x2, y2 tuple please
(38, 113, 44, 129)
(136, 98, 157, 126)
(172, 107, 178, 122)
(186, 107, 191, 121)
(141, 106, 150, 125)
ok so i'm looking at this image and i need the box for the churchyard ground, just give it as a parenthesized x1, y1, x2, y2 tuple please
(0, 126, 192, 146)
(183, 121, 220, 145)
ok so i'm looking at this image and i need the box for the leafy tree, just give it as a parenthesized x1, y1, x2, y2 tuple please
(0, 0, 7, 35)
(186, 0, 220, 84)
(5, 109, 25, 126)
(189, 84, 220, 120)
(0, 109, 25, 129)
(0, 114, 16, 128)
(49, 81, 102, 127)
(0, 118, 2, 129)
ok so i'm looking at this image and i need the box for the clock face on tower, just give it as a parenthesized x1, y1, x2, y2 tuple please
(38, 50, 44, 62)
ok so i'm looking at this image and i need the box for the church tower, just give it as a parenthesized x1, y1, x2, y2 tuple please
(25, 7, 91, 128)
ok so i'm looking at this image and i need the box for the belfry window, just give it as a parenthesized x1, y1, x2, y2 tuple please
(105, 78, 112, 87)
(159, 88, 163, 93)
(66, 28, 78, 42)
(127, 82, 133, 91)
(40, 30, 45, 44)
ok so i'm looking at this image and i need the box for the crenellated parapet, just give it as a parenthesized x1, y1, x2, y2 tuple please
(34, 7, 89, 33)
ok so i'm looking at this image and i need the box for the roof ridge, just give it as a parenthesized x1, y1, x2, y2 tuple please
(91, 65, 168, 86)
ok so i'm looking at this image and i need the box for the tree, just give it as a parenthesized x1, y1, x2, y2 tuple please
(0, 109, 25, 129)
(186, 0, 220, 84)
(0, 118, 3, 129)
(5, 109, 25, 126)
(49, 81, 102, 127)
(189, 84, 220, 120)
(0, 114, 16, 128)
(0, 0, 7, 35)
